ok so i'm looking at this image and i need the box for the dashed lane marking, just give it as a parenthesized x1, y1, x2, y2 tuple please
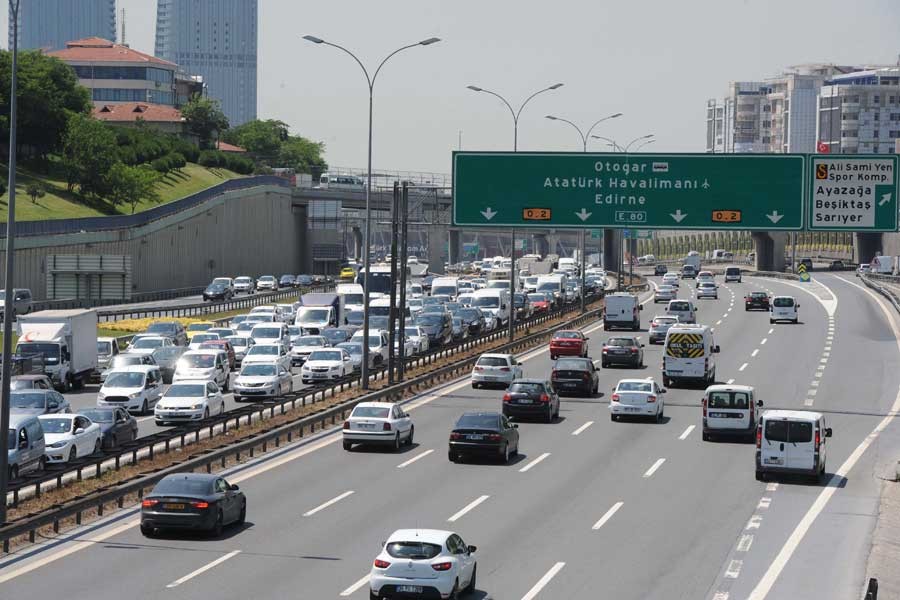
(751, 349, 759, 357)
(340, 574, 371, 597)
(679, 425, 695, 440)
(643, 458, 666, 478)
(592, 501, 624, 530)
(303, 490, 355, 517)
(739, 363, 748, 372)
(166, 550, 241, 589)
(725, 559, 743, 579)
(737, 534, 754, 552)
(521, 562, 566, 600)
(519, 452, 551, 473)
(447, 494, 490, 523)
(397, 449, 434, 469)
(572, 421, 594, 436)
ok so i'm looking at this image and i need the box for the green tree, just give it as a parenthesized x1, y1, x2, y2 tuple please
(25, 182, 45, 204)
(0, 50, 92, 159)
(278, 135, 327, 175)
(0, 180, 6, 197)
(107, 163, 160, 213)
(222, 119, 288, 157)
(181, 95, 229, 149)
(61, 113, 118, 197)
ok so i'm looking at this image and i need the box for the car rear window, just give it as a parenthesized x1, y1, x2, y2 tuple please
(617, 382, 651, 392)
(669, 302, 690, 311)
(152, 477, 213, 496)
(750, 292, 768, 299)
(555, 358, 590, 370)
(773, 297, 794, 307)
(726, 268, 740, 274)
(386, 541, 442, 559)
(456, 414, 500, 429)
(477, 356, 509, 367)
(352, 406, 390, 419)
(708, 391, 749, 409)
(554, 332, 581, 339)
(789, 421, 813, 442)
(607, 338, 635, 347)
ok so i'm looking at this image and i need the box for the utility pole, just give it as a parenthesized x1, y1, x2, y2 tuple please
(397, 183, 410, 381)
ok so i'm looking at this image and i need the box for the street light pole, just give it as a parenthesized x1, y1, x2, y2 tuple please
(545, 113, 623, 312)
(303, 35, 440, 390)
(0, 0, 21, 525)
(467, 83, 563, 341)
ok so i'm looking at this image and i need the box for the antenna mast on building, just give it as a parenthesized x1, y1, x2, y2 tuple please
(121, 8, 126, 46)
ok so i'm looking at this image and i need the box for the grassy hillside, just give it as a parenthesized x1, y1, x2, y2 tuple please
(0, 162, 243, 222)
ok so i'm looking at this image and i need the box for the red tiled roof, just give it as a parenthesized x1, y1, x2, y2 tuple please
(216, 141, 247, 153)
(48, 37, 176, 67)
(92, 103, 184, 123)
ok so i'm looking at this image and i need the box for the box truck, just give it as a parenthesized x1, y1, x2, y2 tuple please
(16, 309, 98, 391)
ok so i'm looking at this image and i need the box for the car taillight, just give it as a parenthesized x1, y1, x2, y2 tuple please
(141, 499, 159, 508)
(374, 559, 391, 569)
(343, 421, 350, 430)
(432, 562, 453, 571)
(815, 430, 821, 449)
(702, 397, 707, 418)
(630, 348, 638, 353)
(756, 427, 762, 448)
(383, 422, 392, 431)
(551, 369, 557, 378)
(540, 394, 550, 403)
(503, 393, 512, 402)
(651, 321, 658, 327)
(450, 432, 462, 440)
(611, 393, 620, 402)
(474, 366, 483, 371)
(602, 348, 608, 354)
(499, 367, 510, 372)
(487, 433, 502, 441)
(647, 395, 657, 403)
(191, 501, 209, 509)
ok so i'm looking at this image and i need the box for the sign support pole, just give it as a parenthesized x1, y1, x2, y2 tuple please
(508, 227, 515, 342)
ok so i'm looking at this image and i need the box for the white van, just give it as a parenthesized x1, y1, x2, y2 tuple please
(536, 274, 567, 305)
(702, 384, 763, 441)
(666, 299, 697, 324)
(97, 365, 164, 414)
(471, 289, 511, 325)
(336, 283, 365, 312)
(430, 277, 460, 299)
(770, 296, 799, 324)
(250, 322, 289, 345)
(350, 329, 390, 365)
(662, 324, 719, 387)
(756, 410, 831, 482)
(603, 293, 641, 330)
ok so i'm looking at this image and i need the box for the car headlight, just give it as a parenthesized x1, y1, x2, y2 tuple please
(301, 365, 311, 371)
(97, 393, 106, 401)
(47, 441, 68, 449)
(129, 392, 142, 399)
(191, 403, 205, 410)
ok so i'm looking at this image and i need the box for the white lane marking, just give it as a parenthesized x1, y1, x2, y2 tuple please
(340, 574, 371, 597)
(166, 550, 241, 588)
(822, 351, 830, 358)
(760, 338, 767, 345)
(592, 501, 624, 530)
(807, 389, 818, 396)
(519, 452, 551, 473)
(751, 349, 759, 357)
(716, 320, 722, 325)
(739, 363, 748, 372)
(521, 562, 566, 600)
(722, 313, 729, 319)
(737, 534, 754, 552)
(725, 559, 743, 579)
(814, 371, 823, 378)
(136, 416, 155, 423)
(746, 515, 763, 530)
(768, 328, 774, 334)
(757, 497, 772, 509)
(819, 358, 828, 364)
(713, 593, 730, 600)
(747, 275, 900, 600)
(766, 482, 779, 492)
(827, 335, 834, 341)
(302, 490, 354, 517)
(397, 449, 434, 469)
(643, 458, 666, 478)
(726, 378, 735, 385)
(679, 425, 695, 440)
(804, 398, 815, 406)
(447, 494, 490, 522)
(810, 380, 820, 387)
(572, 421, 594, 436)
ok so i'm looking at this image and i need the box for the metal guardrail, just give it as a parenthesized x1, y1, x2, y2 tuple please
(0, 296, 604, 550)
(861, 274, 900, 315)
(3, 291, 602, 511)
(33, 286, 207, 312)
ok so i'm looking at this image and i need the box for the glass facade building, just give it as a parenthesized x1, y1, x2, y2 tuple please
(9, 0, 115, 51)
(154, 0, 258, 126)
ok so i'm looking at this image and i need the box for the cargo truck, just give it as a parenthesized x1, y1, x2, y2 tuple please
(295, 293, 346, 334)
(16, 309, 98, 391)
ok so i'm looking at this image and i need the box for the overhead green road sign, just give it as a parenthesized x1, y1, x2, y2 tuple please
(808, 156, 898, 231)
(453, 152, 805, 230)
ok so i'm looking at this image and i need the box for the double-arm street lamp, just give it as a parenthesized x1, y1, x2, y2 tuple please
(302, 34, 440, 389)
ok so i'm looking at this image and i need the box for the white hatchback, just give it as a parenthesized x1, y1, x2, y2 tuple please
(369, 529, 477, 600)
(610, 378, 666, 422)
(471, 353, 523, 388)
(662, 273, 680, 288)
(343, 401, 414, 451)
(155, 380, 225, 425)
(696, 281, 718, 299)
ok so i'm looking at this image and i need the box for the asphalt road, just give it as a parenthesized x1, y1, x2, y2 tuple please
(3, 272, 899, 600)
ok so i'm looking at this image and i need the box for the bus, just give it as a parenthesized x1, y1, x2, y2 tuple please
(356, 264, 410, 296)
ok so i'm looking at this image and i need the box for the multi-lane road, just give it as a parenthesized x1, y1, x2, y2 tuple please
(2, 272, 899, 600)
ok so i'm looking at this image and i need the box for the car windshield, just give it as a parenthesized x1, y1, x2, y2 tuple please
(654, 317, 678, 325)
(296, 308, 330, 322)
(260, 276, 275, 282)
(528, 294, 546, 302)
(456, 413, 500, 429)
(773, 297, 794, 307)
(40, 418, 73, 434)
(321, 330, 348, 344)
(607, 338, 636, 347)
(10, 392, 47, 408)
(352, 406, 390, 418)
(537, 283, 558, 292)
(472, 297, 499, 308)
(338, 343, 362, 356)
(252, 327, 282, 338)
(105, 371, 146, 387)
(708, 391, 750, 409)
(192, 334, 218, 343)
(669, 302, 690, 311)
(81, 408, 115, 423)
(369, 316, 390, 330)
(556, 359, 590, 370)
(386, 541, 442, 560)
(227, 337, 248, 348)
(459, 309, 480, 320)
(658, 286, 674, 292)
(700, 283, 715, 289)
(248, 346, 278, 356)
(309, 350, 343, 361)
(153, 347, 184, 360)
(477, 356, 509, 367)
(132, 338, 165, 349)
(167, 384, 206, 397)
(346, 311, 364, 326)
(152, 476, 213, 496)
(618, 381, 652, 392)
(750, 292, 768, 299)
(97, 341, 112, 355)
(235, 277, 251, 284)
(241, 364, 277, 376)
(187, 323, 212, 333)
(110, 355, 143, 369)
(180, 354, 215, 368)
(147, 323, 176, 334)
(554, 332, 582, 339)
(416, 314, 443, 326)
(298, 337, 326, 347)
(404, 328, 421, 337)
(15, 342, 60, 364)
(509, 382, 545, 393)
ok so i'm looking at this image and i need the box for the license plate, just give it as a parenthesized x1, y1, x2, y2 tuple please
(517, 399, 533, 404)
(468, 434, 484, 440)
(764, 457, 783, 465)
(163, 503, 185, 510)
(398, 586, 423, 593)
(710, 412, 739, 418)
(562, 383, 577, 388)
(483, 375, 497, 380)
(359, 423, 375, 429)
(625, 407, 640, 412)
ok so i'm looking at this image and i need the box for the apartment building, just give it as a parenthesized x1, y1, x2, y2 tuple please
(817, 67, 900, 154)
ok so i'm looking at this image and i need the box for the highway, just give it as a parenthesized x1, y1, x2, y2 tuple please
(2, 272, 898, 600)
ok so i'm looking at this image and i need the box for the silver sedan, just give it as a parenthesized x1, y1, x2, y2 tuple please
(654, 285, 677, 303)
(232, 362, 293, 402)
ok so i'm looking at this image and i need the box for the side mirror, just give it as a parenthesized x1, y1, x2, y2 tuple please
(712, 345, 720, 353)
(757, 399, 764, 407)
(468, 545, 477, 554)
(512, 423, 519, 429)
(796, 304, 800, 308)
(49, 401, 59, 409)
(825, 428, 833, 438)
(660, 389, 667, 394)
(639, 305, 644, 310)
(18, 439, 27, 450)
(229, 484, 240, 491)
(584, 337, 589, 341)
(74, 427, 85, 435)
(640, 343, 645, 348)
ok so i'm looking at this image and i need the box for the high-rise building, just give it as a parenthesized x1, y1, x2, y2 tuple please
(154, 0, 258, 127)
(9, 0, 115, 52)
(817, 67, 900, 155)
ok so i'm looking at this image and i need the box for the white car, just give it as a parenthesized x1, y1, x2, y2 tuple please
(233, 322, 256, 339)
(471, 353, 523, 388)
(155, 380, 226, 425)
(610, 378, 666, 422)
(343, 401, 414, 450)
(173, 350, 231, 391)
(408, 298, 425, 315)
(126, 335, 173, 356)
(39, 414, 102, 463)
(770, 295, 799, 324)
(256, 275, 278, 291)
(232, 362, 293, 402)
(243, 343, 292, 371)
(233, 276, 256, 294)
(290, 335, 330, 366)
(696, 281, 719, 299)
(654, 285, 677, 303)
(188, 332, 221, 351)
(393, 332, 418, 358)
(226, 335, 255, 365)
(696, 271, 716, 287)
(97, 365, 164, 414)
(661, 273, 680, 288)
(408, 284, 424, 298)
(404, 326, 430, 354)
(301, 348, 353, 384)
(369, 529, 477, 599)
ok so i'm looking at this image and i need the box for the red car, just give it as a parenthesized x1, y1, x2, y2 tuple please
(549, 330, 589, 360)
(528, 292, 551, 314)
(198, 339, 236, 369)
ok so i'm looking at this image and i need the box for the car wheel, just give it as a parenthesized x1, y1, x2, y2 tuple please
(369, 591, 380, 600)
(545, 407, 554, 423)
(141, 399, 148, 415)
(755, 470, 765, 482)
(210, 510, 224, 538)
(93, 439, 101, 455)
(611, 413, 618, 422)
(155, 420, 165, 426)
(9, 465, 18, 480)
(343, 441, 353, 451)
(203, 407, 210, 420)
(770, 318, 774, 324)
(465, 565, 477, 594)
(601, 362, 608, 368)
(448, 451, 459, 463)
(406, 425, 414, 446)
(140, 524, 156, 538)
(501, 443, 510, 463)
(393, 433, 401, 451)
(68, 446, 76, 462)
(238, 501, 246, 525)
(656, 408, 663, 423)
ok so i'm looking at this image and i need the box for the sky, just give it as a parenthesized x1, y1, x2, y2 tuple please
(3, 0, 899, 176)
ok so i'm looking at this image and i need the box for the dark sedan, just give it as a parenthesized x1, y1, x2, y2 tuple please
(152, 346, 187, 383)
(415, 312, 452, 346)
(141, 473, 246, 538)
(502, 379, 560, 422)
(457, 307, 485, 336)
(551, 357, 599, 396)
(654, 264, 668, 276)
(601, 336, 644, 368)
(448, 411, 519, 464)
(296, 274, 314, 287)
(80, 407, 138, 449)
(745, 291, 770, 311)
(203, 283, 232, 302)
(828, 260, 846, 271)
(280, 274, 297, 288)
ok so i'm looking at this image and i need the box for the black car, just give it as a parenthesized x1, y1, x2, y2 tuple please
(145, 321, 188, 346)
(551, 357, 600, 396)
(457, 307, 485, 335)
(141, 473, 246, 538)
(152, 346, 188, 383)
(654, 264, 668, 276)
(80, 407, 139, 449)
(745, 291, 770, 311)
(203, 283, 232, 302)
(448, 411, 519, 463)
(601, 336, 644, 368)
(502, 379, 560, 422)
(321, 328, 353, 346)
(279, 274, 297, 288)
(798, 258, 814, 272)
(296, 275, 314, 287)
(415, 312, 452, 346)
(513, 293, 532, 320)
(828, 260, 846, 271)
